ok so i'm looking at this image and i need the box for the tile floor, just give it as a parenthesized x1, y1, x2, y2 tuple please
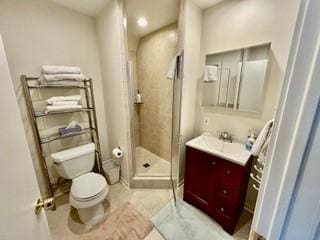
(46, 183, 252, 240)
(135, 146, 170, 176)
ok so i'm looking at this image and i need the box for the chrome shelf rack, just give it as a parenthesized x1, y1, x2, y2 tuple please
(21, 75, 103, 199)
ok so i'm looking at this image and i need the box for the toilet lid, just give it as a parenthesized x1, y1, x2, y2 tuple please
(71, 173, 107, 200)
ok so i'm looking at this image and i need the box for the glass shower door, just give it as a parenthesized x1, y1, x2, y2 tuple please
(170, 52, 184, 205)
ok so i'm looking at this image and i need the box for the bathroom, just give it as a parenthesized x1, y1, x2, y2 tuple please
(0, 0, 319, 240)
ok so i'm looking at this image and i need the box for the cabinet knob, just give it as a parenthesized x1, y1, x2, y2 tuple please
(212, 161, 216, 165)
(226, 170, 231, 175)
(223, 189, 228, 195)
(220, 207, 225, 212)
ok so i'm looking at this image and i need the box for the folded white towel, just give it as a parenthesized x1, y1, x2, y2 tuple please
(251, 119, 274, 156)
(45, 105, 82, 113)
(43, 73, 85, 81)
(46, 95, 81, 105)
(42, 65, 81, 75)
(51, 101, 79, 106)
(38, 80, 81, 86)
(167, 55, 179, 80)
(204, 65, 218, 82)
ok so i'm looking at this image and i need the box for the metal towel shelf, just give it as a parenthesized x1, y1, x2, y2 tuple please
(21, 75, 103, 200)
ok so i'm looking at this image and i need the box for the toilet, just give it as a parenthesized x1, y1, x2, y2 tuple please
(51, 143, 108, 225)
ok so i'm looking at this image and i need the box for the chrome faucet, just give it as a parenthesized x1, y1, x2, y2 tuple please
(218, 131, 233, 143)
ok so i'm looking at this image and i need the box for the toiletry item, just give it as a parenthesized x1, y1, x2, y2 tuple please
(58, 121, 82, 135)
(58, 125, 81, 136)
(112, 147, 124, 159)
(136, 90, 142, 103)
(246, 130, 256, 151)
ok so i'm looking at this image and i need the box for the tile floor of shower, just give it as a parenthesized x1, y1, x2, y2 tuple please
(47, 183, 252, 240)
(135, 146, 170, 176)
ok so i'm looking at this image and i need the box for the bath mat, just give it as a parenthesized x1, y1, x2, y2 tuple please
(152, 199, 234, 240)
(81, 202, 153, 240)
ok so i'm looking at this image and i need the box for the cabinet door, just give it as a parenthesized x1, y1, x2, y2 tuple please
(184, 147, 217, 212)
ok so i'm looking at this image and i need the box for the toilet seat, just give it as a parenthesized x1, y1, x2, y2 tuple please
(70, 172, 108, 209)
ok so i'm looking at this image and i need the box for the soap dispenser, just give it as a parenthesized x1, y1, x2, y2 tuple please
(245, 130, 256, 151)
(136, 90, 142, 103)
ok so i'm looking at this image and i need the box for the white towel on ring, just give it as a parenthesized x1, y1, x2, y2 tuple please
(251, 119, 274, 156)
(42, 65, 81, 75)
(46, 95, 81, 105)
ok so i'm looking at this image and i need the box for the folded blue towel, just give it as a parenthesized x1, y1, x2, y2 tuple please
(58, 125, 82, 136)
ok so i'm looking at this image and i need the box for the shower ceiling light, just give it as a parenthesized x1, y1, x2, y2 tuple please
(137, 17, 148, 28)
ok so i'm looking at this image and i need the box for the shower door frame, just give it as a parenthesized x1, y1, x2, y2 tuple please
(169, 51, 184, 204)
(126, 52, 183, 181)
(123, 0, 184, 186)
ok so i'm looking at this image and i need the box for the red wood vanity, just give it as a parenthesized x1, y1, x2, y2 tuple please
(183, 146, 252, 234)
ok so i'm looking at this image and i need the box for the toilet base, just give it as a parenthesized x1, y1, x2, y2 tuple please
(77, 203, 105, 226)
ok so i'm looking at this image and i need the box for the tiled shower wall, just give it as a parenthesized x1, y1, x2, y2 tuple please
(129, 51, 140, 146)
(136, 23, 178, 161)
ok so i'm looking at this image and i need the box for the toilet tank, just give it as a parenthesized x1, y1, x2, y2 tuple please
(51, 143, 96, 179)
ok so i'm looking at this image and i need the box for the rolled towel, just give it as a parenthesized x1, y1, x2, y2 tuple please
(42, 65, 81, 75)
(51, 101, 79, 106)
(45, 105, 82, 113)
(46, 95, 81, 105)
(43, 73, 85, 81)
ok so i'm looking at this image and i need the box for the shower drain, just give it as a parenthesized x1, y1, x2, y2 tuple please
(143, 163, 151, 168)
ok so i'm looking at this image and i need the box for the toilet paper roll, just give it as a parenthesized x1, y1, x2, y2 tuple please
(112, 147, 123, 159)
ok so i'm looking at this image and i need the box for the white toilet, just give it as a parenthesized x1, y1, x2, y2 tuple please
(51, 143, 108, 225)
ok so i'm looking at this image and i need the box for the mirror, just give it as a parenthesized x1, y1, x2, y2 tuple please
(202, 43, 271, 113)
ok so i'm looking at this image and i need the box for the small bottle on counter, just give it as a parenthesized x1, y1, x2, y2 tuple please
(245, 130, 256, 151)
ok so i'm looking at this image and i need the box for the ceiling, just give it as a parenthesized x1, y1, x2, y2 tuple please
(49, 0, 110, 17)
(125, 0, 179, 38)
(192, 0, 225, 9)
(47, 0, 224, 25)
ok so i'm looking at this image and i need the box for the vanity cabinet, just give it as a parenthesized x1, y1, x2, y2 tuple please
(184, 146, 252, 234)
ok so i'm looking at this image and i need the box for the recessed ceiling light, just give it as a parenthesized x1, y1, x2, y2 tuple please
(137, 17, 148, 28)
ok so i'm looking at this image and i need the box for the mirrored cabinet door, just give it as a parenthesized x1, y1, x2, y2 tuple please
(202, 43, 270, 114)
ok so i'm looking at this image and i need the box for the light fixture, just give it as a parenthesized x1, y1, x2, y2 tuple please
(137, 17, 148, 28)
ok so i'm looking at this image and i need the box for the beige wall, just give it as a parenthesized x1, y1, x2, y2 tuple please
(196, 0, 300, 210)
(128, 51, 140, 146)
(136, 24, 178, 161)
(197, 0, 300, 140)
(96, 0, 132, 186)
(179, 0, 202, 182)
(0, 0, 109, 197)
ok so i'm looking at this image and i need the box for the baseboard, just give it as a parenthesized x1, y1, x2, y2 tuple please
(178, 180, 184, 189)
(120, 178, 130, 189)
(244, 202, 255, 214)
(249, 230, 266, 240)
(130, 176, 172, 189)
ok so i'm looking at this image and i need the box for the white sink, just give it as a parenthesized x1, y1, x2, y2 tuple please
(186, 134, 251, 166)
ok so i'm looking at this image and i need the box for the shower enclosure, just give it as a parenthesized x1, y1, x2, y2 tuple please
(124, 0, 181, 189)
